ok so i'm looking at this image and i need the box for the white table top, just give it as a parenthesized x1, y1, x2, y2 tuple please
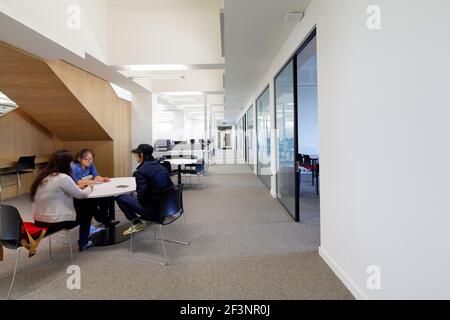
(88, 177, 136, 199)
(165, 158, 198, 166)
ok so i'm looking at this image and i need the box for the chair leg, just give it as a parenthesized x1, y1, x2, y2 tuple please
(48, 237, 52, 261)
(183, 213, 191, 245)
(66, 231, 73, 262)
(159, 225, 168, 266)
(17, 173, 23, 199)
(130, 226, 134, 257)
(157, 218, 190, 246)
(7, 248, 20, 299)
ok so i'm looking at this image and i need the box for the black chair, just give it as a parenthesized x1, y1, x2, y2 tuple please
(302, 154, 317, 186)
(0, 156, 36, 201)
(0, 205, 74, 299)
(159, 160, 179, 179)
(182, 160, 207, 188)
(130, 185, 190, 266)
(159, 161, 172, 176)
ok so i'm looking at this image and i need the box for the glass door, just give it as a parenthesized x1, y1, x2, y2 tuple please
(256, 87, 271, 189)
(297, 31, 319, 224)
(275, 61, 295, 218)
(247, 106, 255, 170)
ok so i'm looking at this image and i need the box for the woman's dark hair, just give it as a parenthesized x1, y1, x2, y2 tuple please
(73, 149, 95, 164)
(30, 149, 74, 202)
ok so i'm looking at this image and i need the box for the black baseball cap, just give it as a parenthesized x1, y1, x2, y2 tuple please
(131, 144, 154, 156)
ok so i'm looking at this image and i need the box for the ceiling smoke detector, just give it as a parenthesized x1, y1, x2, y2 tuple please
(284, 12, 304, 23)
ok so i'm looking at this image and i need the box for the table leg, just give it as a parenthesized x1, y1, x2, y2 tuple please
(89, 196, 132, 246)
(178, 164, 182, 184)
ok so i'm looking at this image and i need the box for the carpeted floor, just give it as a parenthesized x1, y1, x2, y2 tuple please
(0, 165, 353, 300)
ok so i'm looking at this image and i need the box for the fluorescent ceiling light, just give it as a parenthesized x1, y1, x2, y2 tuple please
(130, 75, 185, 80)
(168, 98, 200, 103)
(178, 104, 204, 108)
(162, 91, 203, 96)
(127, 64, 188, 71)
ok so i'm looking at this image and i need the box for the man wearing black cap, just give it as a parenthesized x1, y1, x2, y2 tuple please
(115, 143, 174, 235)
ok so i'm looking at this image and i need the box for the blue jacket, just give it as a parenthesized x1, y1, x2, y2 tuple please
(133, 160, 174, 212)
(70, 161, 99, 183)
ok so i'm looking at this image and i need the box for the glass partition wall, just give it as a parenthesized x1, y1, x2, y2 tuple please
(236, 117, 245, 163)
(247, 106, 255, 170)
(256, 87, 271, 189)
(297, 32, 319, 225)
(275, 61, 295, 216)
(274, 29, 318, 222)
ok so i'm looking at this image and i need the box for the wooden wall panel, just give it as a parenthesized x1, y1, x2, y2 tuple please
(0, 108, 55, 199)
(0, 42, 111, 141)
(48, 60, 132, 177)
(53, 140, 114, 178)
(0, 43, 131, 202)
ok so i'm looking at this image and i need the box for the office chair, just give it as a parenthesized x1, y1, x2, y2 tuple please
(159, 160, 178, 179)
(130, 185, 190, 266)
(0, 205, 74, 299)
(302, 154, 318, 186)
(0, 156, 36, 201)
(182, 160, 207, 188)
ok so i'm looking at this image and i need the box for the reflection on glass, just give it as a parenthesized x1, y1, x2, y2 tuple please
(275, 61, 295, 217)
(256, 87, 271, 189)
(247, 106, 254, 170)
(298, 34, 320, 225)
(236, 117, 244, 162)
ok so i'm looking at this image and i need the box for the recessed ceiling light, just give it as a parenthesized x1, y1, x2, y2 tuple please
(284, 11, 304, 23)
(127, 64, 188, 71)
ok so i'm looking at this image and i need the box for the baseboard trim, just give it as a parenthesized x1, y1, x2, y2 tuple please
(319, 246, 368, 300)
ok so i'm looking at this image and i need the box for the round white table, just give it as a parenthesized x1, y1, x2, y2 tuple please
(165, 158, 198, 184)
(87, 177, 136, 246)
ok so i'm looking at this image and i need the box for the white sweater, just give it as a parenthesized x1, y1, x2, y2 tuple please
(32, 173, 93, 223)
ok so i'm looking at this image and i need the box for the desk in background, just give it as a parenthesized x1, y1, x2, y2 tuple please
(0, 156, 49, 170)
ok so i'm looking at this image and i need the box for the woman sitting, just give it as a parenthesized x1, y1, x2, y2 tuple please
(70, 148, 118, 228)
(30, 149, 95, 252)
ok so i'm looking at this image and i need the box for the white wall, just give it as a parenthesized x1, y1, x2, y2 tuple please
(0, 0, 108, 62)
(238, 0, 450, 299)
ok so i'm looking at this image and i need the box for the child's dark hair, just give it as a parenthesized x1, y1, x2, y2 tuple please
(74, 149, 95, 164)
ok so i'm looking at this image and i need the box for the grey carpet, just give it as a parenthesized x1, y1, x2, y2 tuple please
(0, 165, 353, 300)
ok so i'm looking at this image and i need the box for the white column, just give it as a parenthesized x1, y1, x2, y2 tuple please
(132, 91, 153, 172)
(172, 110, 185, 141)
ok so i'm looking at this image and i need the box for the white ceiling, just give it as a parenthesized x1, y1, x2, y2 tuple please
(0, 11, 147, 93)
(224, 0, 311, 122)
